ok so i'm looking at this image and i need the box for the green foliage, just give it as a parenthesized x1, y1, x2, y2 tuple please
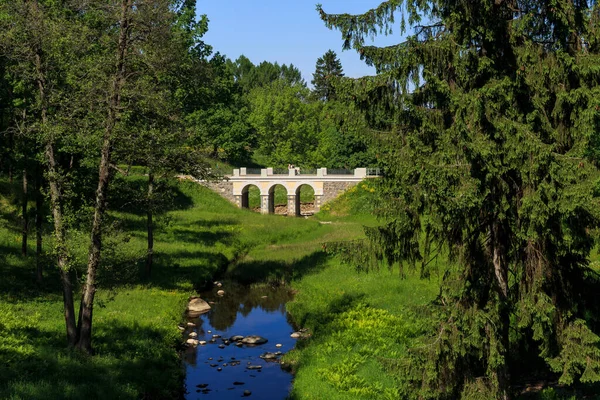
(228, 55, 306, 93)
(248, 81, 320, 167)
(312, 100, 377, 169)
(319, 0, 600, 397)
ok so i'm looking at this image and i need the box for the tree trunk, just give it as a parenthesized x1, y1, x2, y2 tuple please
(35, 48, 77, 346)
(491, 222, 510, 400)
(76, 0, 131, 353)
(145, 170, 154, 279)
(7, 129, 13, 184)
(21, 167, 28, 256)
(35, 166, 44, 283)
(420, 225, 431, 279)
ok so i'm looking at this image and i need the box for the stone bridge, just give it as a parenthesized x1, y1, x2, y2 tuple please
(197, 167, 377, 216)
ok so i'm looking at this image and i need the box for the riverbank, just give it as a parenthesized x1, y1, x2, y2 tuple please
(3, 175, 590, 399)
(0, 177, 364, 399)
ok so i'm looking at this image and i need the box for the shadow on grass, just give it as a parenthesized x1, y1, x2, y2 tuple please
(0, 245, 64, 301)
(108, 175, 195, 216)
(167, 228, 234, 246)
(0, 320, 183, 400)
(225, 251, 329, 285)
(151, 250, 230, 291)
(174, 218, 239, 229)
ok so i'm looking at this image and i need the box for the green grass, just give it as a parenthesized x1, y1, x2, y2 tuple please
(6, 171, 589, 400)
(0, 174, 374, 399)
(283, 258, 440, 399)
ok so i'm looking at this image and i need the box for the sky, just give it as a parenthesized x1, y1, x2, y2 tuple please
(196, 1, 403, 85)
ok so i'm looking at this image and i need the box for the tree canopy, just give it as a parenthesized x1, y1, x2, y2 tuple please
(319, 0, 600, 398)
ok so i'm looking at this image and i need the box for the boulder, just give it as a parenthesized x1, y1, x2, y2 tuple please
(230, 335, 244, 342)
(241, 335, 268, 345)
(186, 338, 199, 346)
(217, 290, 225, 296)
(259, 352, 278, 360)
(187, 297, 211, 317)
(290, 332, 301, 338)
(188, 332, 198, 338)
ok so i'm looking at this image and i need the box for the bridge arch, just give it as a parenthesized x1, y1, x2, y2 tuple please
(267, 183, 288, 214)
(240, 183, 263, 211)
(293, 183, 316, 216)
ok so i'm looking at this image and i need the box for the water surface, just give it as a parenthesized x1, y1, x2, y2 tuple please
(184, 283, 296, 399)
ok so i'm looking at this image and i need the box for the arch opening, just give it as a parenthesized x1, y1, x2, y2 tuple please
(295, 184, 315, 216)
(268, 184, 288, 214)
(241, 184, 261, 212)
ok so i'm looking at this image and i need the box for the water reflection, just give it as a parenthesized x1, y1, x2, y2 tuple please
(184, 282, 296, 400)
(206, 284, 294, 330)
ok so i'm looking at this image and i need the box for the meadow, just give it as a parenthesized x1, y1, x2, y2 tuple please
(1, 176, 596, 399)
(0, 176, 329, 399)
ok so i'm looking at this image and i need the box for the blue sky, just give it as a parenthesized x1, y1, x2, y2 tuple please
(197, 1, 403, 85)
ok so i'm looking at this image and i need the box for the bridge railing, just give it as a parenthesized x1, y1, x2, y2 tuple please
(327, 169, 354, 175)
(298, 168, 317, 175)
(367, 168, 383, 176)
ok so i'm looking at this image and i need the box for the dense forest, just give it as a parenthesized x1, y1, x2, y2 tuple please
(1, 0, 600, 399)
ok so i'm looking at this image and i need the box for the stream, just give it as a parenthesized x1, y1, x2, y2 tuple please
(183, 282, 297, 399)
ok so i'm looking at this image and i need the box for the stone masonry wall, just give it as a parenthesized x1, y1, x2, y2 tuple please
(199, 180, 235, 204)
(322, 181, 358, 205)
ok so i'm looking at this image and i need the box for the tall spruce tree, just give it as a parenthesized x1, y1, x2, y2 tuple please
(311, 49, 344, 101)
(319, 1, 600, 398)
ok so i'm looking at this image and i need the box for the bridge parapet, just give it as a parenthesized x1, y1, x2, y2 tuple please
(232, 167, 368, 179)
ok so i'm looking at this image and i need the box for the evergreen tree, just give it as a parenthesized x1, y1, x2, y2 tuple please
(320, 1, 600, 398)
(229, 56, 305, 92)
(311, 49, 344, 101)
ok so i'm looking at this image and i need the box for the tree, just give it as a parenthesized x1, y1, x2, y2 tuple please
(311, 49, 344, 101)
(312, 100, 375, 169)
(229, 56, 305, 92)
(0, 0, 85, 345)
(0, 0, 208, 352)
(247, 80, 320, 167)
(76, 0, 212, 353)
(319, 1, 600, 398)
(185, 54, 255, 164)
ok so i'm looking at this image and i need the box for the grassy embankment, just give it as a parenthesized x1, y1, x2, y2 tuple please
(0, 174, 342, 399)
(280, 181, 442, 399)
(3, 172, 589, 399)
